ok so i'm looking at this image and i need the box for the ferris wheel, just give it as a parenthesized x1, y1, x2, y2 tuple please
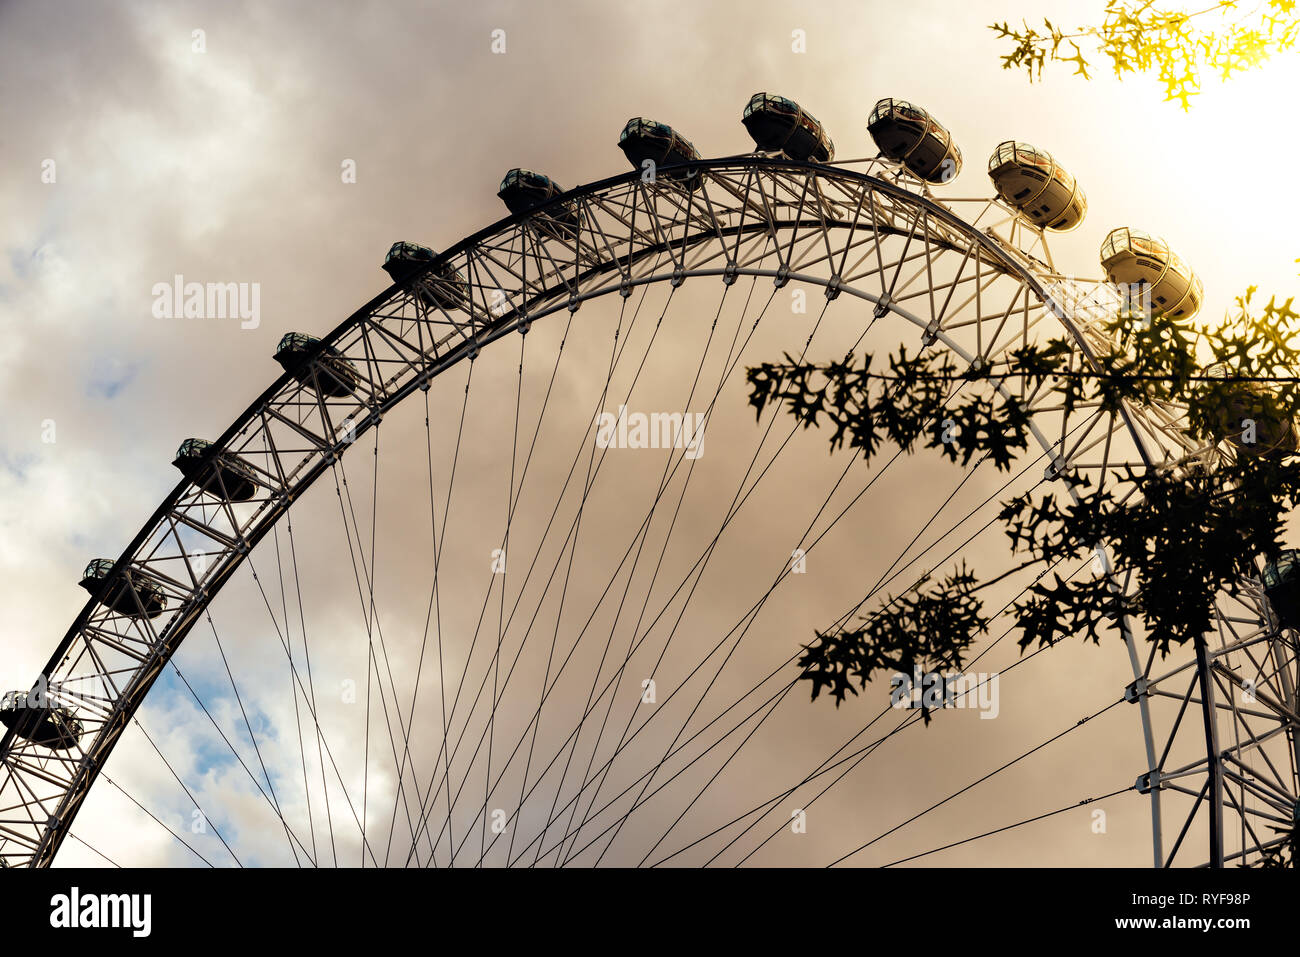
(0, 93, 1295, 869)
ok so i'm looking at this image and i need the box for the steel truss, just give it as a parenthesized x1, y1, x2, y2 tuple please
(0, 156, 1293, 867)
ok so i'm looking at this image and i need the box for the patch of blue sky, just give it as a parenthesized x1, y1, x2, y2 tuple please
(85, 354, 140, 399)
(9, 237, 64, 282)
(146, 665, 283, 774)
(0, 448, 37, 481)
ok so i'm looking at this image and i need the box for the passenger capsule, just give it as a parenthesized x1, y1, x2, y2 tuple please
(987, 141, 1086, 231)
(382, 241, 470, 311)
(1203, 363, 1298, 457)
(741, 93, 834, 163)
(497, 169, 578, 234)
(274, 332, 359, 397)
(867, 98, 962, 183)
(1261, 549, 1300, 628)
(0, 691, 83, 751)
(1100, 228, 1204, 321)
(172, 438, 259, 502)
(78, 559, 167, 619)
(617, 118, 702, 188)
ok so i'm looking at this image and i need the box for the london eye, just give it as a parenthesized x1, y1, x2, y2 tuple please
(1, 90, 1296, 871)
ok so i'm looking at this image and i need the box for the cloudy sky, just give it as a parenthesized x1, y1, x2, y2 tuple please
(2, 0, 1297, 867)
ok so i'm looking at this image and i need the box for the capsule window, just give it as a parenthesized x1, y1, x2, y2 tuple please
(990, 142, 1017, 168)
